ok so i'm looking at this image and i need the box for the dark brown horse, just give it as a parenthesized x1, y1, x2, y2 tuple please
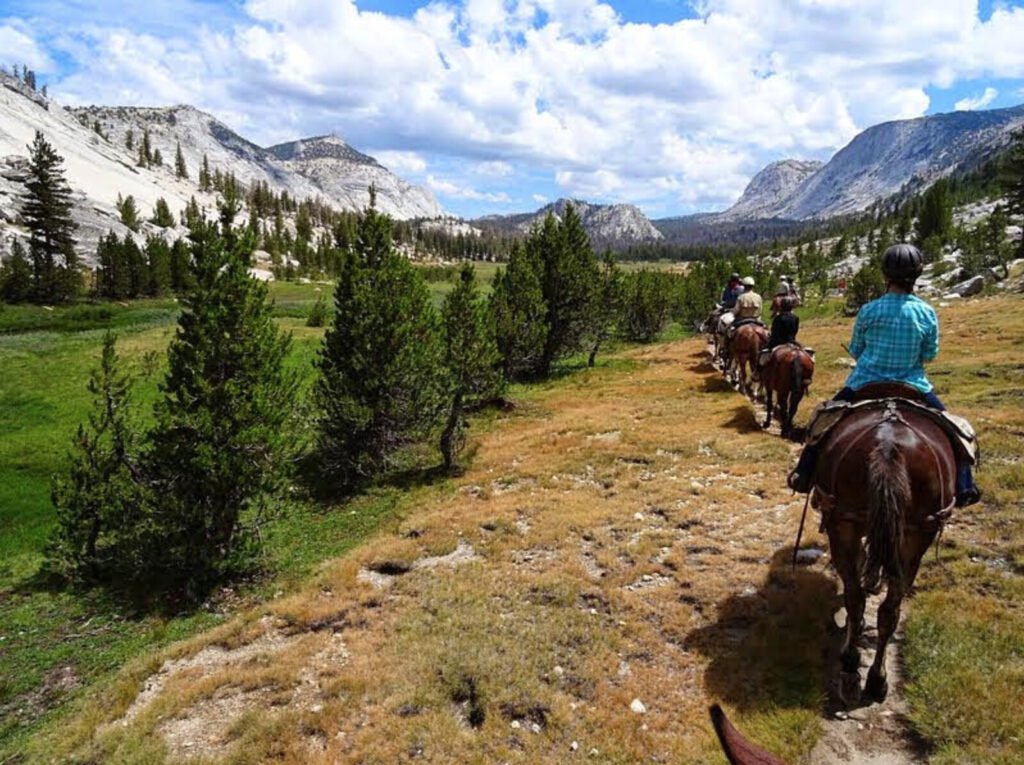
(813, 384, 956, 702)
(761, 345, 814, 438)
(709, 704, 790, 765)
(729, 323, 768, 397)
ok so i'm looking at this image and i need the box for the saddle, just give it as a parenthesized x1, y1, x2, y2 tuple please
(806, 383, 978, 464)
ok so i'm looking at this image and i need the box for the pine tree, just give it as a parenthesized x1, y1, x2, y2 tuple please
(145, 217, 298, 595)
(535, 205, 599, 376)
(22, 131, 79, 303)
(1002, 127, 1024, 257)
(587, 251, 623, 367)
(152, 147, 163, 167)
(199, 154, 211, 191)
(490, 241, 547, 380)
(96, 231, 128, 299)
(145, 236, 172, 296)
(125, 128, 134, 151)
(439, 264, 502, 472)
(169, 238, 192, 293)
(0, 239, 33, 303)
(123, 234, 147, 298)
(116, 193, 141, 232)
(150, 197, 175, 228)
(174, 141, 188, 179)
(620, 270, 673, 343)
(48, 332, 145, 581)
(916, 177, 953, 250)
(315, 197, 445, 487)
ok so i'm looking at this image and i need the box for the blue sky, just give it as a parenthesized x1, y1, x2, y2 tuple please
(4, 0, 1024, 218)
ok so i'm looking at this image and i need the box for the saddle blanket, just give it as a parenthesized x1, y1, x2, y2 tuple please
(806, 398, 978, 464)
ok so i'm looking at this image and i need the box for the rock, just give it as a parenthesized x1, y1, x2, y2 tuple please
(941, 293, 962, 300)
(629, 698, 647, 714)
(553, 665, 565, 677)
(570, 741, 579, 752)
(795, 547, 825, 564)
(949, 275, 985, 297)
(510, 720, 521, 730)
(529, 722, 541, 734)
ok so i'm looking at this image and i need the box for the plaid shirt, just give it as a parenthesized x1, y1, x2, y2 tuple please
(845, 292, 938, 393)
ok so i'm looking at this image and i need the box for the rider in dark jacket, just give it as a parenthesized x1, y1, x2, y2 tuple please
(767, 297, 799, 348)
(720, 273, 743, 310)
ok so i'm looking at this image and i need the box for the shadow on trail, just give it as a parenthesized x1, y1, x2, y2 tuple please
(723, 403, 762, 434)
(684, 547, 837, 712)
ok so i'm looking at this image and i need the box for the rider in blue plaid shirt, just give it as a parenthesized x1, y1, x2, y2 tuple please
(788, 244, 980, 507)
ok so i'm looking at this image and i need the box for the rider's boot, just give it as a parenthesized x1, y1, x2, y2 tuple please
(787, 445, 819, 493)
(955, 463, 981, 507)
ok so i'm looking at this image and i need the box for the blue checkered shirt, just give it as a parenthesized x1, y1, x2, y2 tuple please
(844, 293, 938, 393)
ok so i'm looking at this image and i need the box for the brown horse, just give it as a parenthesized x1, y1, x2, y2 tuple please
(813, 384, 956, 702)
(761, 345, 814, 438)
(729, 323, 768, 397)
(710, 705, 790, 765)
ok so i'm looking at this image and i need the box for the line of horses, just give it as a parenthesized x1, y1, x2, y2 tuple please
(700, 308, 815, 439)
(697, 308, 961, 764)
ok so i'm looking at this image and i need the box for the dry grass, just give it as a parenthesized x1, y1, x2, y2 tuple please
(35, 294, 1024, 765)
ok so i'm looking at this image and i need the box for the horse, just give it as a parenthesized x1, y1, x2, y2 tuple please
(813, 383, 956, 703)
(761, 344, 814, 438)
(709, 704, 790, 765)
(729, 323, 768, 397)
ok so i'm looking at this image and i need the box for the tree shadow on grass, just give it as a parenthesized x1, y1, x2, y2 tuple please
(684, 547, 838, 712)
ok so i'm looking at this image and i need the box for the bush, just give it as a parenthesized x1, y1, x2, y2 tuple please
(621, 270, 673, 342)
(845, 261, 886, 313)
(306, 294, 328, 327)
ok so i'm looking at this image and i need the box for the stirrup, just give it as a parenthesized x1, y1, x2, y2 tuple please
(955, 486, 982, 508)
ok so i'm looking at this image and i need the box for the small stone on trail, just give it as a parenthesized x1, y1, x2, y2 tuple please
(530, 722, 542, 734)
(553, 665, 565, 677)
(311, 704, 323, 713)
(589, 748, 600, 757)
(510, 720, 521, 730)
(630, 698, 647, 714)
(689, 481, 702, 494)
(834, 710, 848, 720)
(570, 741, 579, 752)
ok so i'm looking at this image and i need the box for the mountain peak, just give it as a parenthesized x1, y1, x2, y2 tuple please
(266, 135, 379, 166)
(717, 159, 823, 221)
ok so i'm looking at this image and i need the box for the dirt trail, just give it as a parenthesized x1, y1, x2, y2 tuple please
(63, 333, 935, 764)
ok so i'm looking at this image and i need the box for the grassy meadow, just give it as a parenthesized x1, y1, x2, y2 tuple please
(2, 284, 1022, 764)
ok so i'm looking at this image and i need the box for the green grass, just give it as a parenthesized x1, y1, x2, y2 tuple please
(0, 306, 408, 759)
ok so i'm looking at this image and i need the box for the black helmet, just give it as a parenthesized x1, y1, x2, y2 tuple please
(730, 272, 740, 281)
(882, 243, 923, 283)
(779, 296, 795, 312)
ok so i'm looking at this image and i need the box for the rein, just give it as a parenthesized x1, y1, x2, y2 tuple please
(792, 489, 813, 568)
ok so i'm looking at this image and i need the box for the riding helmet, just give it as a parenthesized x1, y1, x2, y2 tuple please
(741, 276, 755, 287)
(730, 272, 740, 280)
(882, 243, 924, 283)
(779, 296, 795, 311)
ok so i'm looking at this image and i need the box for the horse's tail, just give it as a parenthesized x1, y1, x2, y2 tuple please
(791, 351, 803, 396)
(863, 438, 910, 593)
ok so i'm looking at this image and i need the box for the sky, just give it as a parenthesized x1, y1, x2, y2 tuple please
(3, 0, 1024, 219)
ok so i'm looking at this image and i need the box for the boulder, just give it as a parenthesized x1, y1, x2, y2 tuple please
(949, 275, 985, 297)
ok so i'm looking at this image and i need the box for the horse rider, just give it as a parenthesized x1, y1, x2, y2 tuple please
(730, 277, 763, 331)
(787, 244, 981, 507)
(721, 272, 744, 311)
(759, 296, 799, 370)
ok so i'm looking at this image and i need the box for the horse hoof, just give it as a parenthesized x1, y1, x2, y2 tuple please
(864, 670, 888, 702)
(840, 650, 861, 674)
(762, 420, 771, 430)
(838, 671, 861, 708)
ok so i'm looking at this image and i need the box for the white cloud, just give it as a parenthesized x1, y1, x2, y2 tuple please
(427, 174, 512, 202)
(373, 151, 428, 175)
(16, 0, 1024, 213)
(954, 86, 999, 111)
(532, 193, 548, 202)
(0, 23, 54, 71)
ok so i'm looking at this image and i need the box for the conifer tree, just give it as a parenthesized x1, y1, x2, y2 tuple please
(116, 193, 141, 232)
(199, 154, 211, 191)
(122, 234, 147, 298)
(0, 239, 33, 303)
(22, 131, 79, 303)
(49, 332, 145, 581)
(439, 264, 502, 472)
(620, 270, 673, 343)
(315, 194, 445, 487)
(150, 197, 175, 228)
(125, 128, 134, 152)
(169, 238, 192, 293)
(916, 177, 953, 250)
(587, 251, 623, 367)
(96, 231, 127, 299)
(145, 236, 172, 296)
(152, 147, 163, 167)
(490, 241, 547, 380)
(174, 141, 188, 179)
(145, 212, 298, 595)
(1003, 127, 1024, 257)
(535, 205, 599, 376)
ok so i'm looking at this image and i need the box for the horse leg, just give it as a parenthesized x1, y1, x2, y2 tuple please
(864, 530, 935, 702)
(828, 522, 866, 675)
(763, 386, 773, 430)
